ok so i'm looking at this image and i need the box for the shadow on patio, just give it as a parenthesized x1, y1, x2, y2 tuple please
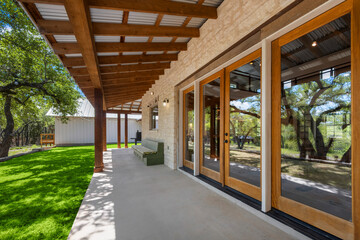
(68, 149, 307, 240)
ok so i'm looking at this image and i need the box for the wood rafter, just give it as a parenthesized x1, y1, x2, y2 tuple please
(19, 0, 220, 107)
(19, 0, 218, 19)
(37, 20, 200, 38)
(63, 0, 105, 105)
(53, 42, 187, 54)
(101, 70, 164, 80)
(62, 54, 178, 67)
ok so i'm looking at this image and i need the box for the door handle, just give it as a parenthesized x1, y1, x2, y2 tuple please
(224, 140, 228, 143)
(225, 133, 228, 136)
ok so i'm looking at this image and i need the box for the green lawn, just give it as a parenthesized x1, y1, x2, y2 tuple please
(0, 146, 96, 240)
(107, 143, 135, 149)
(0, 143, 138, 239)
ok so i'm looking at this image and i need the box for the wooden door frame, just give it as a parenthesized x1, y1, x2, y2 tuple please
(224, 49, 262, 201)
(199, 70, 225, 184)
(271, 1, 358, 239)
(183, 85, 195, 170)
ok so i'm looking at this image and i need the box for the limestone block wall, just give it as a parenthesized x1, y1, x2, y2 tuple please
(142, 0, 295, 169)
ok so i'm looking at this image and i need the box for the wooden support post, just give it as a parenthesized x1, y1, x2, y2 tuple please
(117, 113, 121, 148)
(94, 88, 103, 172)
(125, 113, 128, 148)
(352, 0, 360, 238)
(103, 111, 107, 151)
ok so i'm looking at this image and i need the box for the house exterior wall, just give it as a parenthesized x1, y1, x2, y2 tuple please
(55, 117, 141, 145)
(141, 0, 296, 169)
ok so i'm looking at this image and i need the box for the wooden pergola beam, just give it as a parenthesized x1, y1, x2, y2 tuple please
(101, 77, 158, 86)
(100, 62, 170, 74)
(69, 62, 169, 76)
(63, 0, 106, 110)
(38, 20, 200, 38)
(101, 70, 164, 80)
(62, 54, 177, 67)
(107, 110, 141, 114)
(20, 0, 218, 19)
(117, 113, 121, 148)
(53, 42, 187, 54)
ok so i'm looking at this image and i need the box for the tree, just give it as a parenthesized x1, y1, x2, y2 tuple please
(229, 94, 260, 149)
(0, 0, 81, 157)
(281, 72, 351, 161)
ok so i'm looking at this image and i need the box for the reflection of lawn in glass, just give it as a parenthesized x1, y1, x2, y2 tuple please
(281, 158, 351, 190)
(229, 143, 260, 168)
(228, 144, 351, 190)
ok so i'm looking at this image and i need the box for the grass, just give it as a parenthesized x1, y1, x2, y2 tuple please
(107, 143, 136, 149)
(0, 146, 96, 240)
(0, 143, 138, 239)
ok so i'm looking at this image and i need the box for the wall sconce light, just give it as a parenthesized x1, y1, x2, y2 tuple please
(163, 98, 169, 106)
(150, 91, 154, 95)
(147, 104, 150, 108)
(312, 41, 317, 47)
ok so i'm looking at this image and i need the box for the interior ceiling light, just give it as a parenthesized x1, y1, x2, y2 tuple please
(312, 41, 317, 47)
(250, 61, 254, 65)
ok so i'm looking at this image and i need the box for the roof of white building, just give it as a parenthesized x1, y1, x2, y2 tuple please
(46, 98, 142, 120)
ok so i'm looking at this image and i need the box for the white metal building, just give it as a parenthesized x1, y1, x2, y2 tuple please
(47, 99, 141, 146)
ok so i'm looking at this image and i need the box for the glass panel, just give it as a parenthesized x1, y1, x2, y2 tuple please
(184, 90, 195, 162)
(280, 14, 351, 221)
(229, 57, 261, 187)
(202, 78, 221, 172)
(151, 105, 158, 129)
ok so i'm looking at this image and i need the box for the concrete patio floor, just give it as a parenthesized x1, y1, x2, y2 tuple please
(68, 148, 309, 240)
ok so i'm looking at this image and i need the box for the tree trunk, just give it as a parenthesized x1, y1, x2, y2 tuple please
(341, 146, 351, 163)
(0, 96, 14, 158)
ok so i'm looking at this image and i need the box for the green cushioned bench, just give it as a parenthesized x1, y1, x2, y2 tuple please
(132, 139, 164, 166)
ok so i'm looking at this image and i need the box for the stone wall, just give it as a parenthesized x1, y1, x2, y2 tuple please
(142, 0, 295, 169)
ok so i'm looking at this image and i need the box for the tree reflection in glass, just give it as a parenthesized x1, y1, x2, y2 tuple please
(280, 13, 352, 221)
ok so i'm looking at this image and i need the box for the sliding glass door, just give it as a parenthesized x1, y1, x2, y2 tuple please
(183, 86, 195, 170)
(224, 50, 262, 200)
(200, 71, 224, 182)
(271, 2, 356, 238)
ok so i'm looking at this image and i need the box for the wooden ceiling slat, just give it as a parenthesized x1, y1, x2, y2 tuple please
(38, 20, 200, 38)
(63, 0, 103, 90)
(53, 42, 187, 54)
(62, 54, 177, 67)
(103, 80, 156, 87)
(69, 62, 169, 76)
(100, 62, 170, 74)
(20, 0, 217, 19)
(101, 70, 164, 80)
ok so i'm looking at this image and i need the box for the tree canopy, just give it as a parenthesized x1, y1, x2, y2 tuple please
(0, 0, 81, 157)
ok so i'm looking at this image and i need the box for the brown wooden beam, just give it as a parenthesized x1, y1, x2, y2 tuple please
(53, 42, 187, 54)
(64, 0, 105, 109)
(103, 81, 155, 88)
(124, 113, 128, 148)
(100, 62, 170, 74)
(117, 113, 121, 148)
(63, 54, 177, 67)
(102, 110, 107, 151)
(101, 70, 164, 80)
(94, 88, 103, 172)
(38, 20, 200, 37)
(107, 110, 141, 114)
(20, 0, 218, 19)
(102, 77, 157, 86)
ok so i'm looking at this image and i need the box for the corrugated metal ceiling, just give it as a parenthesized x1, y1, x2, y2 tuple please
(89, 8, 123, 23)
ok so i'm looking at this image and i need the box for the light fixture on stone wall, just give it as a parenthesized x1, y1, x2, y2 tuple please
(163, 98, 169, 106)
(150, 91, 154, 95)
